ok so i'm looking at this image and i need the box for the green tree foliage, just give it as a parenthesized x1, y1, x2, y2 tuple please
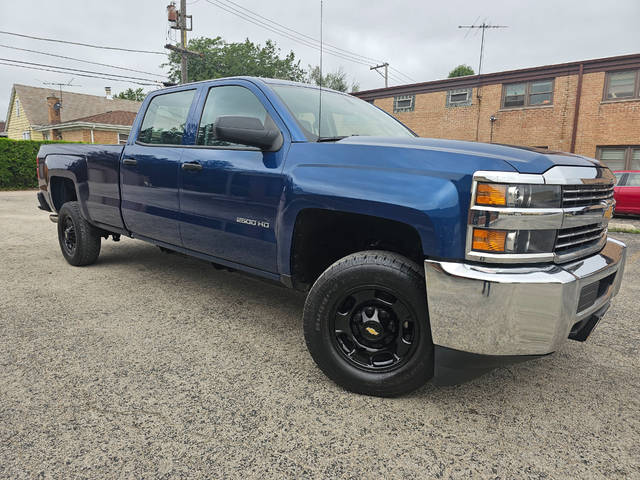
(164, 37, 306, 83)
(448, 64, 475, 78)
(306, 65, 359, 93)
(114, 88, 146, 101)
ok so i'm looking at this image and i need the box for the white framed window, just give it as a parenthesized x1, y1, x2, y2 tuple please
(118, 133, 129, 145)
(22, 131, 31, 140)
(393, 95, 415, 113)
(447, 88, 472, 107)
(15, 99, 20, 117)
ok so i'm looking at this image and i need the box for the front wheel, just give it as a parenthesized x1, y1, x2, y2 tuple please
(57, 201, 101, 266)
(303, 251, 433, 397)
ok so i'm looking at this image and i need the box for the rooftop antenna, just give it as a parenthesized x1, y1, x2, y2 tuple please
(458, 21, 508, 141)
(458, 21, 508, 78)
(318, 0, 323, 140)
(42, 77, 81, 110)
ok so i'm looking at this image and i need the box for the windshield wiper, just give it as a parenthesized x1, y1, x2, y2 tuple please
(316, 135, 347, 142)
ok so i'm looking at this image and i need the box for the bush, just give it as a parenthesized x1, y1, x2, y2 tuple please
(0, 138, 77, 189)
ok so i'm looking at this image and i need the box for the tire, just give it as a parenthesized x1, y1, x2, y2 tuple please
(57, 201, 101, 266)
(303, 250, 433, 397)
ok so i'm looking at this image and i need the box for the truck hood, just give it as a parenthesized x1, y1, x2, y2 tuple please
(337, 136, 601, 174)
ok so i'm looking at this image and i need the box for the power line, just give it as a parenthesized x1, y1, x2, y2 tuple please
(206, 0, 417, 85)
(217, 0, 383, 64)
(0, 62, 159, 86)
(0, 44, 167, 78)
(0, 58, 163, 84)
(204, 0, 372, 67)
(0, 30, 166, 55)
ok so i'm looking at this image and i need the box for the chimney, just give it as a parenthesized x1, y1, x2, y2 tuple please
(105, 86, 112, 99)
(46, 95, 61, 124)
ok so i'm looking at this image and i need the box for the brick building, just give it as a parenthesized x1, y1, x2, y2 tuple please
(353, 53, 640, 171)
(4, 84, 141, 143)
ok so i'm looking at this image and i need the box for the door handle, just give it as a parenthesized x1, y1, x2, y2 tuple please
(123, 158, 137, 166)
(182, 161, 203, 171)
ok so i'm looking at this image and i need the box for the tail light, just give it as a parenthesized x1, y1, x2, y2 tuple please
(36, 156, 39, 179)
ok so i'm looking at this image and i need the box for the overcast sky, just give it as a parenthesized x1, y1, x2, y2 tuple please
(2, 0, 639, 119)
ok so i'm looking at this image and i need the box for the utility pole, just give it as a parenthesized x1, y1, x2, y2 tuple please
(165, 2, 201, 84)
(179, 0, 188, 84)
(370, 62, 389, 88)
(458, 21, 508, 141)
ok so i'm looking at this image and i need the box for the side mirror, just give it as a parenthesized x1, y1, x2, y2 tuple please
(214, 116, 282, 151)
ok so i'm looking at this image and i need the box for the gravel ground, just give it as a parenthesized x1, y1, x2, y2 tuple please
(1, 190, 639, 479)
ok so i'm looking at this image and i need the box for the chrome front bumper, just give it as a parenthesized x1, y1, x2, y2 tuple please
(424, 238, 627, 356)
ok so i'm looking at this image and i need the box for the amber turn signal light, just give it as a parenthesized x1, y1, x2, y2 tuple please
(476, 183, 507, 206)
(472, 228, 507, 252)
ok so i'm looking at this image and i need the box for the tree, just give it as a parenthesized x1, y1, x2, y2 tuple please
(163, 37, 306, 83)
(306, 66, 359, 93)
(448, 64, 475, 78)
(114, 88, 146, 101)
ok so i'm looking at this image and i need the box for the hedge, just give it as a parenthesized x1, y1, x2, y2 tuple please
(0, 138, 78, 189)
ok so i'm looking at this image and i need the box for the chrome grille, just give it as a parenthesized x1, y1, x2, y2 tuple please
(555, 223, 606, 253)
(562, 184, 614, 207)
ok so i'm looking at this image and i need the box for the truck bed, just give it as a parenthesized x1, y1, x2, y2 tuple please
(38, 143, 125, 231)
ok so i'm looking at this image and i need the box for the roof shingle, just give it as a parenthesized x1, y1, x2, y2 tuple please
(11, 84, 141, 127)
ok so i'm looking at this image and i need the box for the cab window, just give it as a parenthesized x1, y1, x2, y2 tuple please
(197, 85, 276, 148)
(138, 89, 195, 145)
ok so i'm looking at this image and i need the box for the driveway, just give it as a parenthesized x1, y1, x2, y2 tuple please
(1, 190, 639, 479)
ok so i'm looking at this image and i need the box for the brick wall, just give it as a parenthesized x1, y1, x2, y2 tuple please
(59, 129, 119, 143)
(372, 70, 640, 160)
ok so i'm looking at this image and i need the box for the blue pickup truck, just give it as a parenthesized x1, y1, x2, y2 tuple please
(36, 77, 627, 396)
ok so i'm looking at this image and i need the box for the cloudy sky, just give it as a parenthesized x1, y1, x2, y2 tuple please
(2, 0, 639, 118)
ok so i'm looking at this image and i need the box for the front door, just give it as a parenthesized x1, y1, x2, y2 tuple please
(120, 89, 196, 245)
(179, 83, 288, 273)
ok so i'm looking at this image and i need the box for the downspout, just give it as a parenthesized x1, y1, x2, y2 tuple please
(90, 128, 95, 144)
(569, 63, 584, 153)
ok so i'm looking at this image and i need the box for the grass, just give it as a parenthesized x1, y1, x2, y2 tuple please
(609, 226, 640, 234)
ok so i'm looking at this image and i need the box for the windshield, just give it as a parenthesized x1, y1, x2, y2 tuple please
(271, 84, 415, 140)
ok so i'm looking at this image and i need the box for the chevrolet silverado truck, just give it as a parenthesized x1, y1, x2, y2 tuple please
(36, 77, 627, 397)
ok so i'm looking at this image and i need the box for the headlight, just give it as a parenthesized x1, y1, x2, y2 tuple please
(475, 183, 561, 208)
(471, 228, 556, 254)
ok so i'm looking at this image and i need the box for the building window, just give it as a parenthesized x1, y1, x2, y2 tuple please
(604, 70, 639, 100)
(118, 133, 129, 145)
(42, 132, 49, 140)
(393, 95, 415, 113)
(597, 146, 640, 171)
(15, 99, 20, 117)
(22, 131, 31, 140)
(502, 79, 554, 108)
(446, 88, 472, 107)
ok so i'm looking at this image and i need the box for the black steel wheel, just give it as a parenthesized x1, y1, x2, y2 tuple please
(303, 250, 433, 397)
(57, 201, 101, 266)
(332, 287, 419, 372)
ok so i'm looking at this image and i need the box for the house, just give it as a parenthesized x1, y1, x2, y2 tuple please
(353, 53, 640, 171)
(4, 84, 141, 143)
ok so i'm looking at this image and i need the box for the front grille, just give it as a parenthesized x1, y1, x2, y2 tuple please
(562, 184, 614, 207)
(555, 223, 606, 253)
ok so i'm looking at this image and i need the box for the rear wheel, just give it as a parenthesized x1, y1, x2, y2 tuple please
(57, 201, 101, 266)
(303, 250, 433, 397)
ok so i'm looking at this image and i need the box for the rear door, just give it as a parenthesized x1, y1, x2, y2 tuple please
(120, 89, 197, 245)
(178, 81, 289, 273)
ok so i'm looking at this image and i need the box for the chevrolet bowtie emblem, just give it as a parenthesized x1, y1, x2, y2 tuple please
(366, 327, 379, 336)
